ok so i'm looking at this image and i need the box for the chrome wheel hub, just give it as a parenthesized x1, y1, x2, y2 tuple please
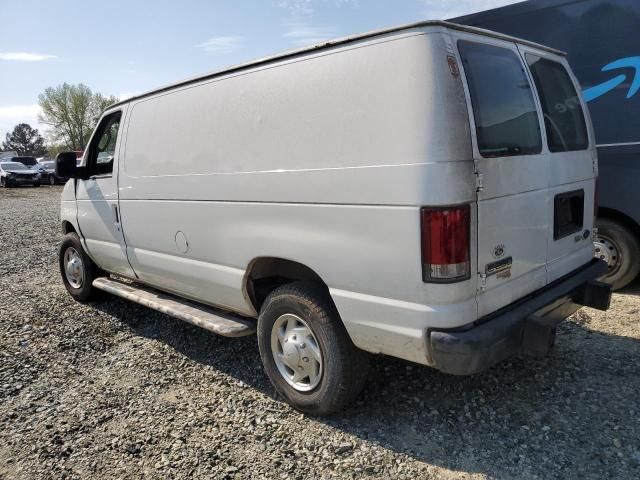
(64, 247, 84, 289)
(271, 313, 323, 392)
(594, 236, 619, 272)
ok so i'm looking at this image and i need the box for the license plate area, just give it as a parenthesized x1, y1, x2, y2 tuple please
(554, 189, 584, 240)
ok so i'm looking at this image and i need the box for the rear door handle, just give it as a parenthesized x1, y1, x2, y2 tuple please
(112, 204, 121, 231)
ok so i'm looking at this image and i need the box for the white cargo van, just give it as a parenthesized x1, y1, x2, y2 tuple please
(57, 21, 611, 415)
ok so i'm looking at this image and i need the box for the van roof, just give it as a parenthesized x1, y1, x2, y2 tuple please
(109, 20, 565, 110)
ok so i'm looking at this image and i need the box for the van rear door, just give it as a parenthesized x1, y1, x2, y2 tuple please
(455, 35, 595, 317)
(520, 47, 595, 284)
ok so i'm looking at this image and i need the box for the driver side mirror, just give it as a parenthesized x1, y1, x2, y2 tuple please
(56, 152, 87, 179)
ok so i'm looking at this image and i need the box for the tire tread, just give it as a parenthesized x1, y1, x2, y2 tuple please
(258, 281, 368, 415)
(59, 232, 103, 302)
(597, 218, 640, 290)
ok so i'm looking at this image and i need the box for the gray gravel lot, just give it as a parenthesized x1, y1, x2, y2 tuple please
(1, 186, 639, 479)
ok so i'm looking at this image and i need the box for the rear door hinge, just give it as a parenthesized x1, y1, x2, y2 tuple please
(478, 273, 487, 292)
(475, 172, 484, 192)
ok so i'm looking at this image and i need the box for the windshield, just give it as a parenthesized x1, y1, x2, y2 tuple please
(1, 162, 29, 171)
(13, 156, 37, 166)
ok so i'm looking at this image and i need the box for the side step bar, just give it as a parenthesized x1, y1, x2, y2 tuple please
(93, 277, 256, 337)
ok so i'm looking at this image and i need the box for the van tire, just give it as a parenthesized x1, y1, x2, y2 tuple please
(257, 281, 369, 416)
(595, 218, 640, 290)
(59, 232, 103, 302)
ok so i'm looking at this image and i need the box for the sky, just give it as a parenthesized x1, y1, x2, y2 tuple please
(0, 0, 520, 142)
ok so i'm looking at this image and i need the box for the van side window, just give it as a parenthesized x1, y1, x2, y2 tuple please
(458, 41, 542, 158)
(88, 112, 121, 176)
(525, 55, 589, 152)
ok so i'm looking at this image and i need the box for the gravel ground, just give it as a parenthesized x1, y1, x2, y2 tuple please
(1, 186, 639, 480)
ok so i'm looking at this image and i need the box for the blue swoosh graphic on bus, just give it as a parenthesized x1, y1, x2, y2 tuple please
(583, 56, 640, 102)
(582, 74, 626, 102)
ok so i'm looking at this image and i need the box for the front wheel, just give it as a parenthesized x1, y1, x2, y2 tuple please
(257, 282, 368, 416)
(49, 174, 56, 185)
(595, 218, 640, 290)
(59, 232, 103, 301)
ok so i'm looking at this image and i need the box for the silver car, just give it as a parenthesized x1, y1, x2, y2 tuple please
(0, 162, 41, 187)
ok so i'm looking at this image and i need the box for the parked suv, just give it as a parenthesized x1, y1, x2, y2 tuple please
(56, 21, 611, 414)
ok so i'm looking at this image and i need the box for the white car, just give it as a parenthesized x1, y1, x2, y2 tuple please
(11, 155, 45, 175)
(0, 161, 41, 187)
(55, 21, 611, 414)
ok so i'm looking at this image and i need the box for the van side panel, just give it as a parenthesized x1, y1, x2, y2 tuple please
(121, 202, 423, 311)
(122, 33, 471, 187)
(116, 31, 476, 365)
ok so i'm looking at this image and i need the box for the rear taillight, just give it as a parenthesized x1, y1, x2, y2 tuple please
(421, 205, 470, 283)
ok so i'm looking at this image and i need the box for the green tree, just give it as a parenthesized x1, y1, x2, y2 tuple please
(92, 93, 120, 119)
(2, 123, 47, 156)
(45, 143, 70, 158)
(38, 83, 118, 150)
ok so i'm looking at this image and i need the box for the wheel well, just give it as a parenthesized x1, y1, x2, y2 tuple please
(245, 257, 327, 312)
(598, 208, 640, 240)
(61, 221, 76, 235)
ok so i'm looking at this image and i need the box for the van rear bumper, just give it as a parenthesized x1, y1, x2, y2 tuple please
(428, 259, 611, 375)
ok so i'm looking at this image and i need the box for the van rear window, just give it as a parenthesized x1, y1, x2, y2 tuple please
(525, 55, 589, 152)
(458, 41, 541, 158)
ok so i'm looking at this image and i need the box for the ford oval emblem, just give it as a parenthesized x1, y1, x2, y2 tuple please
(493, 245, 505, 258)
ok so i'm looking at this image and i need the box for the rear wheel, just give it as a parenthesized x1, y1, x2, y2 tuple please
(595, 218, 640, 290)
(257, 282, 368, 415)
(59, 232, 103, 301)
